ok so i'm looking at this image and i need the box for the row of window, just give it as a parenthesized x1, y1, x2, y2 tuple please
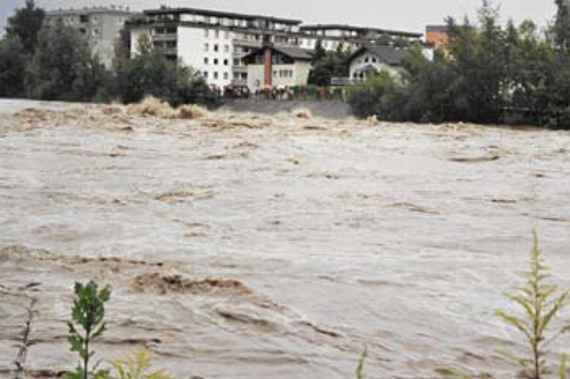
(203, 71, 230, 80)
(203, 57, 243, 66)
(204, 43, 231, 53)
(204, 29, 231, 39)
(274, 70, 294, 78)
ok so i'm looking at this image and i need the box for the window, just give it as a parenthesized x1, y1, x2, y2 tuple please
(166, 27, 177, 34)
(372, 57, 377, 63)
(223, 59, 228, 66)
(204, 71, 209, 78)
(214, 44, 219, 52)
(214, 72, 219, 79)
(364, 57, 369, 63)
(80, 14, 89, 23)
(233, 58, 240, 66)
(204, 43, 209, 52)
(224, 45, 230, 53)
(204, 57, 209, 65)
(223, 72, 229, 80)
(214, 58, 219, 65)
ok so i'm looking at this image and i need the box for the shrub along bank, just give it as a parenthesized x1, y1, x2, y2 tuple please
(347, 1, 570, 130)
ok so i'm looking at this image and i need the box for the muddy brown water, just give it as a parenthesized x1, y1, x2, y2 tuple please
(0, 100, 569, 379)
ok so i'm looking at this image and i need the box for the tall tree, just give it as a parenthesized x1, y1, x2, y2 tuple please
(26, 20, 108, 101)
(5, 0, 45, 55)
(553, 0, 570, 51)
(0, 37, 27, 97)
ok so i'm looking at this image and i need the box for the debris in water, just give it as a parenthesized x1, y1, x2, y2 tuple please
(130, 273, 252, 296)
(292, 108, 312, 119)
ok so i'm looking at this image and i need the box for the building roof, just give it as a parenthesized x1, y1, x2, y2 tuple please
(300, 24, 422, 38)
(242, 45, 313, 61)
(47, 6, 135, 16)
(143, 7, 302, 25)
(426, 25, 449, 33)
(348, 45, 408, 66)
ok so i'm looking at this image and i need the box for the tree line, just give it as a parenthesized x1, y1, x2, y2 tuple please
(0, 0, 220, 107)
(348, 0, 570, 130)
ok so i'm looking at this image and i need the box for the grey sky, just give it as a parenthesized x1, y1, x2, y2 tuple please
(1, 0, 557, 36)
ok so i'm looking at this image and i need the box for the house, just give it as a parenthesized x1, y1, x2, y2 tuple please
(128, 7, 303, 89)
(426, 25, 449, 50)
(45, 6, 136, 68)
(347, 45, 408, 82)
(242, 44, 312, 91)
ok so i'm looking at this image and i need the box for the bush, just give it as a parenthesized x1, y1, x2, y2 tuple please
(111, 34, 221, 108)
(25, 20, 109, 102)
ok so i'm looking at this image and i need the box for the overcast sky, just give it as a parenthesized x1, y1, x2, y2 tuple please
(1, 0, 557, 36)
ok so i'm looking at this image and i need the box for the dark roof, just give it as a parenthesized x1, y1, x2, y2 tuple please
(300, 24, 422, 38)
(47, 7, 135, 16)
(242, 45, 313, 61)
(348, 45, 408, 66)
(144, 7, 302, 25)
(426, 25, 449, 33)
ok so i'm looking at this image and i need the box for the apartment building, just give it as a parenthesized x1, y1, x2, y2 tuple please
(127, 6, 425, 90)
(299, 24, 423, 52)
(46, 6, 136, 68)
(128, 7, 304, 89)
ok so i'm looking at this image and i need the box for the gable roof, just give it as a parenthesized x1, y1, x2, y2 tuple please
(348, 45, 408, 66)
(242, 45, 313, 61)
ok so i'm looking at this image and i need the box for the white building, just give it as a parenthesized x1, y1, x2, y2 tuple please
(299, 24, 423, 53)
(128, 7, 303, 90)
(347, 45, 408, 83)
(46, 6, 136, 68)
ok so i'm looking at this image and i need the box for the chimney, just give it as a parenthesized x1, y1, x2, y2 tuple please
(263, 35, 273, 88)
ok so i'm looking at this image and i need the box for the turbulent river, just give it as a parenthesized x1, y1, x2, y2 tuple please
(0, 99, 569, 379)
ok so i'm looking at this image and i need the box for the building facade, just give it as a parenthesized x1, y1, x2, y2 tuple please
(128, 7, 304, 90)
(128, 6, 425, 90)
(347, 45, 407, 83)
(242, 45, 312, 90)
(426, 25, 449, 50)
(299, 24, 423, 52)
(46, 6, 136, 68)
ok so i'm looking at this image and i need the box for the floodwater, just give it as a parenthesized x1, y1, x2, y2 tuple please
(0, 99, 569, 379)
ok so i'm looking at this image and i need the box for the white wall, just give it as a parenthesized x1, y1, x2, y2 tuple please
(247, 61, 311, 91)
(177, 26, 234, 88)
(130, 27, 150, 56)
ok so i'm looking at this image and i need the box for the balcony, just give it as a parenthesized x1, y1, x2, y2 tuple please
(153, 33, 177, 41)
(232, 38, 262, 48)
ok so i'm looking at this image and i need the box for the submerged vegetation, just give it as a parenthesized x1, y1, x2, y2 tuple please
(348, 0, 570, 130)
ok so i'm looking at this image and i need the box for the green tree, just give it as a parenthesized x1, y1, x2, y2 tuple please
(5, 0, 45, 55)
(553, 0, 570, 51)
(25, 20, 109, 101)
(66, 281, 111, 379)
(0, 37, 27, 97)
(112, 34, 220, 107)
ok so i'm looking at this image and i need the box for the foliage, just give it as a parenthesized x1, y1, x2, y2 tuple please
(111, 350, 173, 379)
(5, 0, 45, 55)
(0, 36, 27, 97)
(308, 40, 351, 86)
(25, 20, 110, 102)
(66, 281, 112, 379)
(346, 0, 570, 129)
(496, 231, 570, 379)
(111, 34, 221, 108)
(355, 347, 367, 379)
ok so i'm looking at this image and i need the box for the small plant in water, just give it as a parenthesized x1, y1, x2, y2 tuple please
(112, 349, 173, 379)
(66, 280, 111, 379)
(496, 231, 570, 379)
(355, 347, 367, 379)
